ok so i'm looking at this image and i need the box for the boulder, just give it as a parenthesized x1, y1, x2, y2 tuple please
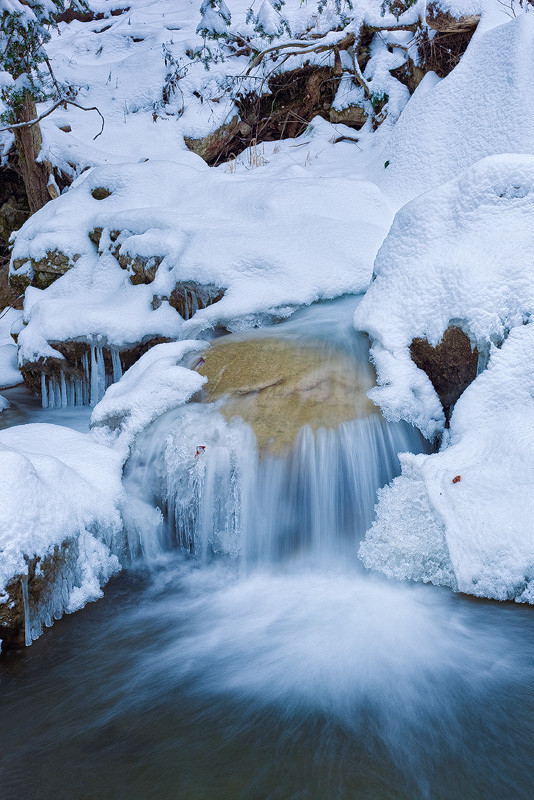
(10, 249, 81, 291)
(197, 335, 378, 454)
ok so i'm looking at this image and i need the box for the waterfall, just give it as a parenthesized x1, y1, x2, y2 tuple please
(123, 403, 425, 566)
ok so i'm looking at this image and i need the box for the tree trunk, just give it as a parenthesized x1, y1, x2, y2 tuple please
(13, 91, 55, 213)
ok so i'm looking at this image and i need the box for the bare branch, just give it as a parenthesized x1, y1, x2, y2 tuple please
(245, 18, 421, 76)
(0, 99, 105, 139)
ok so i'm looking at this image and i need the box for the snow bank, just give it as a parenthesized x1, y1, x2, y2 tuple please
(360, 322, 534, 602)
(356, 152, 534, 602)
(91, 340, 207, 454)
(0, 423, 124, 642)
(355, 152, 534, 439)
(14, 146, 391, 365)
(378, 12, 534, 201)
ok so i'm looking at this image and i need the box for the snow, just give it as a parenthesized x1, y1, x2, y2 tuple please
(0, 308, 23, 389)
(14, 139, 392, 366)
(90, 340, 207, 454)
(360, 322, 534, 603)
(2, 0, 534, 621)
(355, 152, 534, 602)
(0, 423, 124, 641)
(355, 152, 534, 439)
(377, 12, 534, 203)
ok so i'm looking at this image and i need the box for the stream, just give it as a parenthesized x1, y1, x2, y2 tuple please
(0, 297, 533, 800)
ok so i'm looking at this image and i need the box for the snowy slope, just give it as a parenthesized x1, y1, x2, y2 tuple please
(376, 12, 534, 202)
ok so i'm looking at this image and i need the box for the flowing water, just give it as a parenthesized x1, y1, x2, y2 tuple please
(1, 297, 534, 800)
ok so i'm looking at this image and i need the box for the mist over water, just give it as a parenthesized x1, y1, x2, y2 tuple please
(1, 298, 534, 799)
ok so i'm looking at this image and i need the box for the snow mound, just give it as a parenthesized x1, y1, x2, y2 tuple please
(360, 322, 534, 603)
(379, 13, 534, 201)
(357, 152, 534, 602)
(355, 152, 534, 439)
(14, 149, 391, 365)
(0, 423, 124, 642)
(91, 340, 207, 454)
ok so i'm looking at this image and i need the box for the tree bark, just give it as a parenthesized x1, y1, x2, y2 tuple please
(13, 91, 55, 213)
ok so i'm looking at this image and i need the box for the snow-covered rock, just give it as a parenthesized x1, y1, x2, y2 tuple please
(378, 12, 534, 201)
(14, 146, 391, 369)
(356, 152, 534, 602)
(360, 322, 534, 603)
(90, 340, 207, 454)
(0, 423, 124, 647)
(355, 152, 534, 439)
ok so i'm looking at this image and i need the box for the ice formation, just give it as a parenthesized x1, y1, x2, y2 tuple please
(0, 308, 22, 389)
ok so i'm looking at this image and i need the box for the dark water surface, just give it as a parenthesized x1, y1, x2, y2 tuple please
(1, 558, 534, 800)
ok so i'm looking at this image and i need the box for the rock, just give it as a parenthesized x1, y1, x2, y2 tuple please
(0, 545, 72, 650)
(21, 337, 172, 397)
(0, 167, 30, 247)
(184, 116, 240, 164)
(329, 104, 368, 128)
(426, 2, 480, 33)
(10, 249, 81, 291)
(91, 187, 112, 200)
(120, 253, 163, 285)
(8, 261, 33, 296)
(197, 335, 378, 454)
(410, 326, 479, 422)
(151, 282, 224, 317)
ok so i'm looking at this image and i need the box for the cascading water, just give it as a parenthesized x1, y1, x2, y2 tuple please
(123, 297, 427, 568)
(124, 405, 423, 569)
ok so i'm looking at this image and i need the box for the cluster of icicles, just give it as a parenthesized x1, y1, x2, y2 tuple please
(41, 346, 123, 408)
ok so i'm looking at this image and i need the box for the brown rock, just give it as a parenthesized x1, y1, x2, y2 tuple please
(197, 335, 378, 455)
(410, 326, 479, 422)
(329, 104, 368, 129)
(0, 544, 72, 650)
(426, 2, 480, 33)
(91, 187, 112, 200)
(184, 116, 240, 164)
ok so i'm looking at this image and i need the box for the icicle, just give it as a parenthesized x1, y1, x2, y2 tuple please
(60, 371, 68, 408)
(90, 346, 107, 405)
(41, 372, 48, 408)
(111, 349, 123, 383)
(20, 575, 32, 646)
